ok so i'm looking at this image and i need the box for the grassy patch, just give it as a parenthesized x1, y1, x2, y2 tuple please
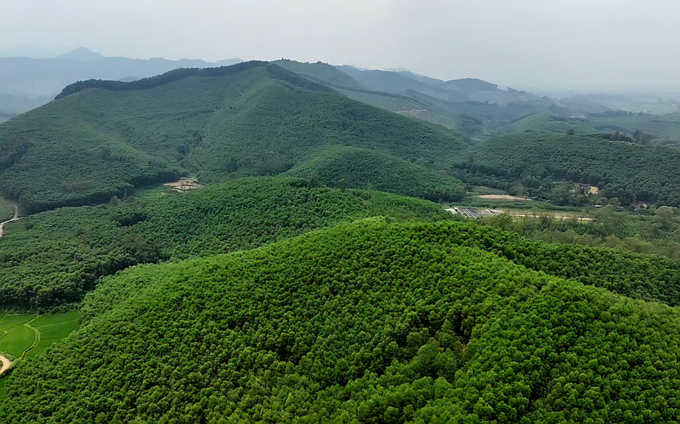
(132, 186, 170, 202)
(26, 311, 80, 358)
(0, 197, 14, 222)
(0, 314, 38, 359)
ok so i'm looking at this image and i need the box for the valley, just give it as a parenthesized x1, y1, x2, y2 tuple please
(0, 55, 678, 422)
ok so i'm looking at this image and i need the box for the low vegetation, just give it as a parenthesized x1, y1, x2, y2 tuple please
(484, 205, 680, 259)
(0, 197, 14, 222)
(457, 132, 680, 206)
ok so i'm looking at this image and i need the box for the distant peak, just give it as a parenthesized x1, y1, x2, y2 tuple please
(60, 47, 105, 61)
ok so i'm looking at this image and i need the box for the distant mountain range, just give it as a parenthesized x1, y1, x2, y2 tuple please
(0, 48, 242, 116)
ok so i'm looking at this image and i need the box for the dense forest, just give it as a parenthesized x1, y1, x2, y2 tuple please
(3, 218, 680, 422)
(287, 146, 466, 202)
(457, 132, 680, 206)
(0, 62, 465, 213)
(55, 61, 329, 99)
(0, 177, 451, 309)
(2, 177, 678, 311)
(1, 59, 680, 422)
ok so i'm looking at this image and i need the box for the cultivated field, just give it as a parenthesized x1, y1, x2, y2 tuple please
(0, 312, 79, 362)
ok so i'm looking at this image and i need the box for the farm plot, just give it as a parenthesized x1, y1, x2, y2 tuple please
(26, 311, 80, 358)
(0, 312, 79, 361)
(0, 315, 38, 359)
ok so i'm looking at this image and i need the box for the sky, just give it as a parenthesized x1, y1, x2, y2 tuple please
(1, 0, 679, 92)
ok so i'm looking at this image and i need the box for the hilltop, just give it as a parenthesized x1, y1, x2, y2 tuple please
(0, 61, 465, 213)
(0, 48, 242, 115)
(3, 218, 680, 422)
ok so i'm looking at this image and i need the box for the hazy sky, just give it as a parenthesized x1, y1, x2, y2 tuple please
(2, 0, 679, 92)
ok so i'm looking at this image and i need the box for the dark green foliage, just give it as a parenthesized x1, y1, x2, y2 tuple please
(459, 132, 680, 206)
(0, 63, 464, 213)
(3, 219, 680, 422)
(54, 61, 272, 99)
(3, 176, 680, 311)
(273, 59, 364, 89)
(0, 178, 451, 309)
(287, 146, 466, 202)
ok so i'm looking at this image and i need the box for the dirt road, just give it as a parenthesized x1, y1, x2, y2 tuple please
(0, 205, 19, 238)
(0, 354, 11, 375)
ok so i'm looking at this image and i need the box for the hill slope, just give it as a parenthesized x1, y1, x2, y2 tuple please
(273, 59, 364, 89)
(286, 146, 466, 201)
(0, 61, 465, 213)
(0, 177, 452, 309)
(3, 218, 680, 422)
(460, 132, 680, 205)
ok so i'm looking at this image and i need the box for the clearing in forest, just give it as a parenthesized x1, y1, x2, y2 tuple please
(0, 311, 79, 375)
(163, 178, 203, 193)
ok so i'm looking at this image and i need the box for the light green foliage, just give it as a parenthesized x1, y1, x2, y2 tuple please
(513, 113, 601, 134)
(484, 205, 680, 259)
(0, 197, 14, 222)
(515, 112, 680, 148)
(0, 314, 38, 359)
(3, 219, 680, 422)
(287, 146, 466, 202)
(26, 311, 80, 359)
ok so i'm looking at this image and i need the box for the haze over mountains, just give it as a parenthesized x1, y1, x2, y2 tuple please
(0, 48, 241, 117)
(1, 52, 680, 421)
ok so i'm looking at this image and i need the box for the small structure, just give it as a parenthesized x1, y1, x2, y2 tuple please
(163, 178, 203, 193)
(446, 207, 500, 219)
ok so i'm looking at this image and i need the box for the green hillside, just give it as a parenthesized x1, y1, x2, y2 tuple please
(3, 219, 680, 422)
(514, 112, 680, 148)
(0, 177, 451, 309)
(273, 59, 364, 89)
(287, 146, 465, 201)
(513, 113, 602, 134)
(0, 61, 465, 213)
(4, 174, 679, 312)
(460, 132, 680, 206)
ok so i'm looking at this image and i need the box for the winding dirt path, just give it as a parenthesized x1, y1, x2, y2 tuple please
(0, 354, 10, 375)
(0, 205, 19, 238)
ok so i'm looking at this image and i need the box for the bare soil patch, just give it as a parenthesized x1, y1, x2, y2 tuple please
(163, 178, 203, 193)
(478, 195, 531, 201)
(0, 205, 19, 238)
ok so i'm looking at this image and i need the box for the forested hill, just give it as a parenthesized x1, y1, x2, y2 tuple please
(0, 61, 465, 213)
(55, 61, 327, 99)
(4, 218, 680, 422)
(459, 132, 680, 206)
(0, 177, 453, 309)
(3, 176, 679, 310)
